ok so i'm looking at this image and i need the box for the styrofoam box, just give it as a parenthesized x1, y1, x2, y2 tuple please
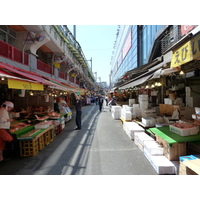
(169, 125, 199, 136)
(34, 123, 50, 129)
(134, 132, 154, 145)
(123, 122, 144, 139)
(111, 112, 121, 120)
(138, 94, 148, 100)
(111, 106, 121, 111)
(142, 117, 156, 127)
(134, 138, 144, 152)
(126, 127, 144, 140)
(150, 155, 175, 175)
(164, 98, 173, 105)
(143, 140, 164, 155)
(121, 110, 132, 121)
(139, 102, 148, 110)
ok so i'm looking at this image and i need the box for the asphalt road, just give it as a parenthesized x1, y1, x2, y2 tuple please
(0, 102, 157, 175)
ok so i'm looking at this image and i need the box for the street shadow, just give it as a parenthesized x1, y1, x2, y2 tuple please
(0, 104, 102, 175)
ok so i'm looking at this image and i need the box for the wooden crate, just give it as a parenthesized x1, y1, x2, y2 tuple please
(19, 138, 39, 157)
(179, 161, 198, 175)
(156, 135, 187, 161)
(38, 134, 45, 151)
(44, 129, 54, 145)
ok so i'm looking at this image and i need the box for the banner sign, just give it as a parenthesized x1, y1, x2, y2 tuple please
(171, 32, 200, 68)
(8, 79, 44, 90)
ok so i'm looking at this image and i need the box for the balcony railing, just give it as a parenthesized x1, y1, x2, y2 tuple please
(37, 59, 54, 75)
(161, 26, 181, 53)
(0, 40, 28, 65)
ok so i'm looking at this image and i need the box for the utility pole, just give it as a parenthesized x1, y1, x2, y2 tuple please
(86, 57, 92, 71)
(73, 25, 76, 39)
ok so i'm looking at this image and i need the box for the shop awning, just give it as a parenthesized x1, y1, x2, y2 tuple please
(0, 69, 44, 90)
(110, 87, 118, 93)
(0, 62, 52, 85)
(119, 73, 153, 89)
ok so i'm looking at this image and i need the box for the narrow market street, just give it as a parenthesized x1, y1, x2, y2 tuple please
(0, 102, 157, 175)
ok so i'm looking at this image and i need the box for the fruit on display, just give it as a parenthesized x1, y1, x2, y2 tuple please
(172, 121, 194, 129)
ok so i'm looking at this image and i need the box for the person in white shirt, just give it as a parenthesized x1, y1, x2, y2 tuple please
(0, 101, 14, 162)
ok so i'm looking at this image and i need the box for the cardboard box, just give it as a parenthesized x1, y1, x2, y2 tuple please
(156, 135, 187, 161)
(179, 160, 199, 175)
(169, 124, 199, 137)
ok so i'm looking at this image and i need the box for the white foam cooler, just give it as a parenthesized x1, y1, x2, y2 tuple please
(123, 122, 144, 139)
(150, 155, 176, 175)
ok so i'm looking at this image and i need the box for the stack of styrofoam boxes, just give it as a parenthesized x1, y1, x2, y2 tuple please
(134, 132, 154, 151)
(121, 105, 132, 121)
(132, 104, 141, 119)
(123, 122, 144, 139)
(186, 86, 200, 107)
(139, 94, 148, 110)
(135, 132, 176, 174)
(143, 140, 175, 174)
(111, 106, 121, 119)
(142, 108, 157, 118)
(139, 94, 151, 119)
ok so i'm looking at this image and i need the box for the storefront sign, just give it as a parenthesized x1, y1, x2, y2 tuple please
(171, 32, 200, 68)
(8, 79, 44, 90)
(181, 25, 196, 36)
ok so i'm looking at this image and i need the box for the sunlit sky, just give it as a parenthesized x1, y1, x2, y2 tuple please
(67, 25, 118, 84)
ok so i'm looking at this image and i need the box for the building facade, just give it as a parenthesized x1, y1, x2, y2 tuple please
(110, 25, 165, 87)
(0, 25, 97, 92)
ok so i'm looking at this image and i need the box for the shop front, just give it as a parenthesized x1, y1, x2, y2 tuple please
(0, 66, 74, 158)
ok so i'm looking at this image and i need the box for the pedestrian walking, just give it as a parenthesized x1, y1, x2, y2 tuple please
(98, 96, 104, 112)
(0, 101, 15, 162)
(108, 96, 116, 111)
(105, 96, 108, 106)
(73, 92, 82, 130)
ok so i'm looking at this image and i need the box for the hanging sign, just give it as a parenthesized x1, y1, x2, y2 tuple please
(171, 32, 200, 68)
(8, 79, 44, 90)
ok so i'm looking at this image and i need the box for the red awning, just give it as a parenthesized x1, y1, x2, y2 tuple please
(0, 69, 36, 83)
(0, 62, 52, 85)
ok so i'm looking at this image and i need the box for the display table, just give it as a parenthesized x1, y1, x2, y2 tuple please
(147, 126, 200, 161)
(15, 125, 55, 157)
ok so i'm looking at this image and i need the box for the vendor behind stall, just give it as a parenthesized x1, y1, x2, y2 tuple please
(0, 101, 15, 162)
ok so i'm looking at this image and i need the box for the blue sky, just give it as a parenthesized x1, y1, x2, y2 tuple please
(67, 25, 118, 84)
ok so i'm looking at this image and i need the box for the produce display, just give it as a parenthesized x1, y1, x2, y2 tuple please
(10, 122, 30, 133)
(169, 120, 199, 136)
(172, 121, 194, 129)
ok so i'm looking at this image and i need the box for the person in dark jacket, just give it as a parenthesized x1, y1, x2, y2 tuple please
(74, 92, 82, 130)
(98, 96, 104, 112)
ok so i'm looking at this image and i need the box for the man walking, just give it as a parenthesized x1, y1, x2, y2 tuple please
(98, 96, 104, 112)
(74, 92, 82, 130)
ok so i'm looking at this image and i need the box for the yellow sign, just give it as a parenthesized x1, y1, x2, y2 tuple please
(8, 79, 44, 90)
(171, 32, 200, 68)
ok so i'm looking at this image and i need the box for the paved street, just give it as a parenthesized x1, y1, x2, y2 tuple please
(0, 102, 157, 175)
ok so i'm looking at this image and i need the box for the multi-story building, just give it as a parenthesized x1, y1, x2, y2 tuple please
(110, 25, 200, 106)
(0, 25, 97, 92)
(110, 25, 165, 88)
